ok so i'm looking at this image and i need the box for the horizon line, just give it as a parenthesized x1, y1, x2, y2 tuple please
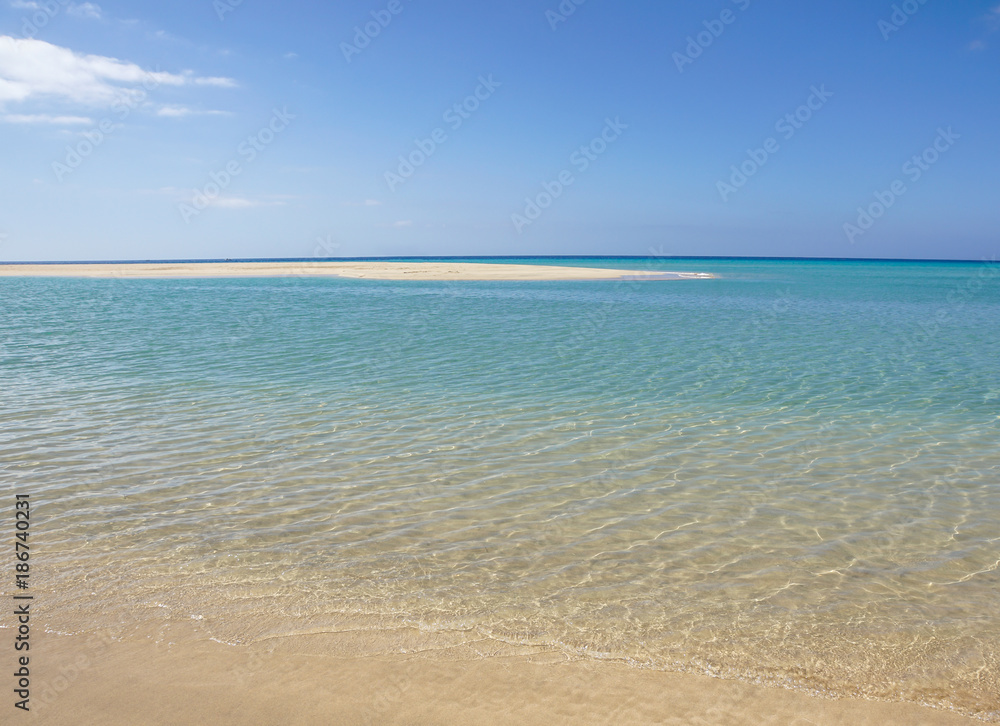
(0, 254, 997, 266)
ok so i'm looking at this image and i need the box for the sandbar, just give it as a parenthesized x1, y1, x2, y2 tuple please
(0, 260, 714, 281)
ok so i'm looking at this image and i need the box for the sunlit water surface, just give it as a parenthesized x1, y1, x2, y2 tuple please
(2, 258, 998, 720)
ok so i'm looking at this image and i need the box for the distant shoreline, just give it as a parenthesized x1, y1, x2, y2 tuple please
(0, 260, 715, 281)
(0, 255, 990, 265)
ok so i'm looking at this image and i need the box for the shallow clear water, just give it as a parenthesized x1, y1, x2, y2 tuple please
(2, 258, 999, 719)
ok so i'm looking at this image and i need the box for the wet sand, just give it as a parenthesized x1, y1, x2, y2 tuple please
(17, 625, 982, 726)
(0, 261, 714, 281)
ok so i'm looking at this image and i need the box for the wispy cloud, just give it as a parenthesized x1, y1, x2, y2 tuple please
(0, 35, 236, 108)
(142, 186, 293, 212)
(156, 105, 193, 118)
(156, 105, 229, 118)
(990, 3, 1000, 28)
(343, 199, 382, 207)
(2, 112, 92, 124)
(208, 197, 287, 209)
(969, 4, 1000, 50)
(10, 1, 102, 19)
(209, 197, 257, 209)
(66, 2, 102, 19)
(190, 76, 236, 87)
(146, 187, 288, 209)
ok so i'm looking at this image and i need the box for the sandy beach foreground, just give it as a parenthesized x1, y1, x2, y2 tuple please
(0, 261, 714, 280)
(20, 625, 981, 726)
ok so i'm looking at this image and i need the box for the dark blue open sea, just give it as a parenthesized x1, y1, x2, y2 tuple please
(2, 257, 998, 720)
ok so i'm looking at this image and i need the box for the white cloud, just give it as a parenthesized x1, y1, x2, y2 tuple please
(987, 5, 1000, 25)
(156, 105, 229, 118)
(190, 76, 237, 87)
(969, 5, 1000, 50)
(0, 35, 237, 108)
(139, 188, 290, 210)
(66, 2, 102, 19)
(8, 1, 39, 9)
(150, 189, 288, 205)
(210, 197, 256, 209)
(2, 112, 92, 124)
(208, 197, 286, 209)
(283, 52, 298, 60)
(156, 105, 192, 117)
(392, 220, 413, 227)
(343, 199, 382, 207)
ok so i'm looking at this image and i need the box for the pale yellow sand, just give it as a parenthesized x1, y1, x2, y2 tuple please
(0, 261, 714, 281)
(19, 625, 982, 726)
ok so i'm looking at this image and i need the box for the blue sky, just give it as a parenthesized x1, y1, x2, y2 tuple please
(0, 0, 998, 261)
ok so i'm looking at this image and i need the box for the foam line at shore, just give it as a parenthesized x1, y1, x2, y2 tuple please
(20, 625, 982, 726)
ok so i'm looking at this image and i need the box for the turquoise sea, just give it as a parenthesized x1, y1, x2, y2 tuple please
(2, 257, 998, 720)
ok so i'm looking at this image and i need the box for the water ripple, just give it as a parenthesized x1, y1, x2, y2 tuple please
(2, 261, 999, 720)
